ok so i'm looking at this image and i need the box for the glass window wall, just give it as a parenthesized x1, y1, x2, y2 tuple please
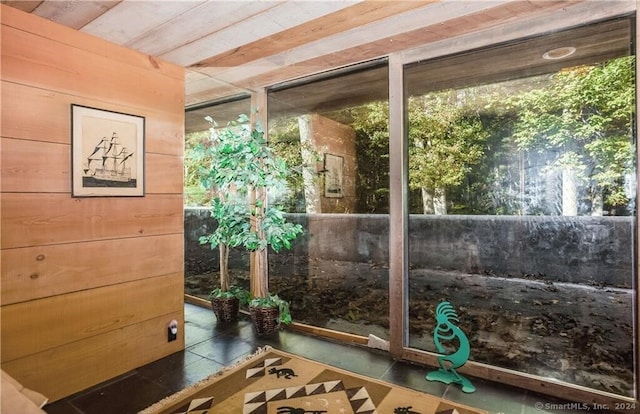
(267, 63, 391, 339)
(184, 96, 252, 299)
(404, 18, 635, 397)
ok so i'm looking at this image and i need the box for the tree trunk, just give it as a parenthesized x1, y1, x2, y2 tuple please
(421, 186, 434, 214)
(298, 115, 321, 213)
(219, 243, 230, 291)
(250, 185, 269, 298)
(433, 187, 447, 215)
(591, 190, 603, 216)
(562, 168, 578, 216)
(252, 248, 269, 298)
(421, 186, 447, 215)
(250, 93, 270, 299)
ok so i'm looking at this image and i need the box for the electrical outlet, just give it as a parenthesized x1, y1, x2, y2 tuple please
(168, 320, 178, 342)
(167, 327, 177, 342)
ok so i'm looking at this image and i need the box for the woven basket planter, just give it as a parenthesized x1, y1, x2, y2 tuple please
(211, 297, 240, 324)
(249, 306, 281, 336)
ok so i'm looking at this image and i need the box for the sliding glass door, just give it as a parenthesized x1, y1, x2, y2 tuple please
(267, 63, 391, 339)
(404, 17, 636, 398)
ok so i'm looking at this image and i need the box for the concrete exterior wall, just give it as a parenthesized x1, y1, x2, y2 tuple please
(185, 208, 633, 287)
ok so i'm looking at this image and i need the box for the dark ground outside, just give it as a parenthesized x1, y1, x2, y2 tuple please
(185, 246, 634, 398)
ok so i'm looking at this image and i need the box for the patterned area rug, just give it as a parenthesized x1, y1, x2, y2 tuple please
(139, 346, 486, 414)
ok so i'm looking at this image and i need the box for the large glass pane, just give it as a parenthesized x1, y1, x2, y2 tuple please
(268, 63, 391, 339)
(184, 97, 252, 299)
(405, 18, 636, 397)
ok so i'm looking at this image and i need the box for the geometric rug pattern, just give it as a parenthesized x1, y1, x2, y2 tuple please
(139, 346, 487, 414)
(245, 357, 284, 379)
(243, 380, 380, 414)
(164, 397, 214, 414)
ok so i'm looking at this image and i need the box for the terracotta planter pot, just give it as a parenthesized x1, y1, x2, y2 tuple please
(211, 296, 240, 324)
(249, 306, 281, 335)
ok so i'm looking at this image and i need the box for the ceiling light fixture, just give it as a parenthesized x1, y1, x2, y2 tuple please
(542, 46, 576, 60)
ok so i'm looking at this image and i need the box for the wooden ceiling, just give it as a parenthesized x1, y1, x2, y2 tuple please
(3, 0, 636, 111)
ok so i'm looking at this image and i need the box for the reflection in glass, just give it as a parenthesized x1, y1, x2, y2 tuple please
(184, 97, 252, 299)
(406, 18, 635, 397)
(267, 64, 391, 339)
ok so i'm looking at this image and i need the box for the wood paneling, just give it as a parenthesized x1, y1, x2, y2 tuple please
(0, 138, 183, 194)
(1, 234, 183, 305)
(1, 6, 185, 402)
(160, 1, 362, 66)
(1, 82, 70, 144)
(0, 138, 70, 193)
(33, 1, 120, 30)
(1, 193, 183, 248)
(1, 4, 183, 81)
(146, 153, 184, 194)
(128, 1, 277, 56)
(1, 273, 183, 361)
(1, 81, 184, 156)
(81, 1, 200, 44)
(1, 26, 184, 111)
(1, 1, 41, 13)
(2, 312, 185, 402)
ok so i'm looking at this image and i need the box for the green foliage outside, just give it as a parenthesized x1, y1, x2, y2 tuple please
(184, 130, 213, 206)
(408, 93, 490, 214)
(185, 56, 635, 216)
(508, 56, 635, 210)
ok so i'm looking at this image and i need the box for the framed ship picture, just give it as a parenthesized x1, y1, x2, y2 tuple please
(71, 104, 145, 197)
(323, 153, 344, 198)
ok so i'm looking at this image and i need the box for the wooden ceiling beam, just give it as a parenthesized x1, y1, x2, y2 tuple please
(192, 0, 436, 69)
(203, 0, 577, 93)
(160, 0, 365, 67)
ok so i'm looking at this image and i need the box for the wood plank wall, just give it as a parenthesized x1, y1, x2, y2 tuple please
(0, 5, 185, 402)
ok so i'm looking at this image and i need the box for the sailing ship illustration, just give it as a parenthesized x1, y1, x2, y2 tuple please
(83, 132, 134, 183)
(325, 168, 342, 195)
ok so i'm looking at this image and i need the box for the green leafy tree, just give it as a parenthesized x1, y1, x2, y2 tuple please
(510, 56, 635, 215)
(408, 93, 489, 214)
(346, 102, 390, 214)
(268, 117, 317, 213)
(197, 115, 303, 296)
(184, 130, 213, 206)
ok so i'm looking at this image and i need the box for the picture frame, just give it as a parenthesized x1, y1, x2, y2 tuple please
(323, 153, 344, 198)
(71, 104, 145, 197)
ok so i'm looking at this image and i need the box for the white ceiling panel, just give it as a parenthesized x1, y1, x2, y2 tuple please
(80, 0, 205, 45)
(33, 0, 120, 29)
(126, 1, 280, 55)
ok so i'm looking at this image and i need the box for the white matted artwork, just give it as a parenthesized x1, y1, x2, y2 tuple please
(324, 153, 343, 198)
(71, 104, 145, 197)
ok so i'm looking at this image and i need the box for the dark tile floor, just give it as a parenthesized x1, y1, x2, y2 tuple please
(44, 303, 593, 414)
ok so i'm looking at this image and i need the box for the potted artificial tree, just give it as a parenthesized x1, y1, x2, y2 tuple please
(197, 117, 253, 324)
(199, 195, 250, 323)
(199, 114, 303, 333)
